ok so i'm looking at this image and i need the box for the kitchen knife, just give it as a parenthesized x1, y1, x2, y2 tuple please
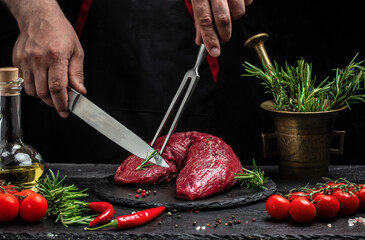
(67, 88, 169, 168)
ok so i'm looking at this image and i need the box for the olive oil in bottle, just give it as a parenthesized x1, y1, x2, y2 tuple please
(0, 67, 44, 187)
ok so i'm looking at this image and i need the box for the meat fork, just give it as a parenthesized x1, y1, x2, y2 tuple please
(151, 44, 207, 154)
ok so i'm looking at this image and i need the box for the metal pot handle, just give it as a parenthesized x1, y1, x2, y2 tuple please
(261, 133, 278, 158)
(262, 130, 345, 158)
(330, 130, 345, 155)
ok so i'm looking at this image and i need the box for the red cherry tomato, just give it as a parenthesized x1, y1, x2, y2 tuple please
(313, 194, 340, 219)
(0, 185, 19, 194)
(266, 194, 290, 220)
(332, 190, 359, 216)
(289, 197, 316, 223)
(288, 192, 308, 202)
(355, 185, 365, 210)
(19, 193, 48, 222)
(16, 189, 37, 204)
(0, 194, 20, 221)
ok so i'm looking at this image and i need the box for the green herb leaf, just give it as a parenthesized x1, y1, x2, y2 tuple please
(234, 159, 268, 190)
(242, 54, 365, 112)
(136, 150, 160, 170)
(36, 169, 97, 227)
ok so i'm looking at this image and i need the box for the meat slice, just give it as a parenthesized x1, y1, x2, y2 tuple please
(114, 132, 242, 200)
(176, 134, 242, 200)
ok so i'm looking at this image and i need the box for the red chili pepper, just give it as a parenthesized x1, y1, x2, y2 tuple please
(85, 206, 166, 231)
(88, 202, 112, 213)
(88, 202, 115, 227)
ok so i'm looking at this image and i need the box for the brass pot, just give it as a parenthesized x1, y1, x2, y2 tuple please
(261, 100, 345, 179)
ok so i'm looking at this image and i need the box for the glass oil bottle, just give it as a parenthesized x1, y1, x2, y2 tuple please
(0, 67, 44, 187)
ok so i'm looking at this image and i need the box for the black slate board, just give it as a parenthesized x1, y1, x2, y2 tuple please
(94, 175, 276, 210)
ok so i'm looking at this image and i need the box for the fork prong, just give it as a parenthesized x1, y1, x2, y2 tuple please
(150, 72, 191, 147)
(151, 44, 206, 154)
(159, 73, 200, 154)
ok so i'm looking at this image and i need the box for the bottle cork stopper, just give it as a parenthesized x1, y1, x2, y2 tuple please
(0, 67, 19, 82)
(0, 67, 21, 96)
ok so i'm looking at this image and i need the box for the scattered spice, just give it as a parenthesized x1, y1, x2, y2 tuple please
(207, 224, 211, 227)
(141, 192, 147, 197)
(245, 221, 248, 224)
(202, 226, 206, 230)
(237, 220, 241, 224)
(167, 212, 172, 216)
(135, 195, 139, 199)
(175, 224, 178, 228)
(177, 215, 181, 219)
(252, 218, 256, 222)
(192, 221, 197, 226)
(328, 223, 332, 228)
(129, 194, 132, 197)
(153, 191, 157, 195)
(157, 221, 162, 225)
(228, 221, 233, 226)
(195, 210, 199, 214)
(196, 226, 201, 230)
(172, 209, 178, 213)
(232, 215, 235, 219)
(348, 217, 365, 226)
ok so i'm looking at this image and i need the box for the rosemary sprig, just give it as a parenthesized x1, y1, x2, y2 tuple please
(242, 54, 365, 112)
(234, 159, 268, 190)
(136, 150, 160, 170)
(36, 169, 97, 227)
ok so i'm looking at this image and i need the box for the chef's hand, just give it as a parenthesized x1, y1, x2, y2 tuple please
(1, 0, 86, 118)
(191, 0, 253, 57)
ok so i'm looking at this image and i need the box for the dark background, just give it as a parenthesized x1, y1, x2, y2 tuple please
(0, 0, 364, 165)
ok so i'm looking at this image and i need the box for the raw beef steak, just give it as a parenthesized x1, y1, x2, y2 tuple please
(114, 132, 242, 200)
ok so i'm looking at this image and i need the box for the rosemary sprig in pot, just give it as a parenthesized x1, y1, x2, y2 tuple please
(242, 54, 365, 112)
(36, 169, 97, 227)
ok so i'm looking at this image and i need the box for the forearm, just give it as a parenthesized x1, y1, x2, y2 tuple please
(0, 0, 64, 29)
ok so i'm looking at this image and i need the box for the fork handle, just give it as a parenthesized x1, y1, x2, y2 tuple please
(193, 44, 207, 69)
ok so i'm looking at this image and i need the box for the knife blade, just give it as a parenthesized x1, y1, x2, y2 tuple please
(67, 88, 169, 168)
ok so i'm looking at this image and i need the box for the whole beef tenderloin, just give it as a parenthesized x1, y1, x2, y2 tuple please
(114, 132, 242, 200)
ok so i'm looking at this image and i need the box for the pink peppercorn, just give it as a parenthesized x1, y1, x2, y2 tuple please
(252, 218, 256, 222)
(135, 194, 139, 198)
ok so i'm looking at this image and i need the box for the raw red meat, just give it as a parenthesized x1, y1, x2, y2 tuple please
(114, 132, 242, 200)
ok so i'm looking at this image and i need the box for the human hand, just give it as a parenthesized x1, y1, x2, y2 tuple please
(191, 0, 253, 57)
(3, 0, 86, 118)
